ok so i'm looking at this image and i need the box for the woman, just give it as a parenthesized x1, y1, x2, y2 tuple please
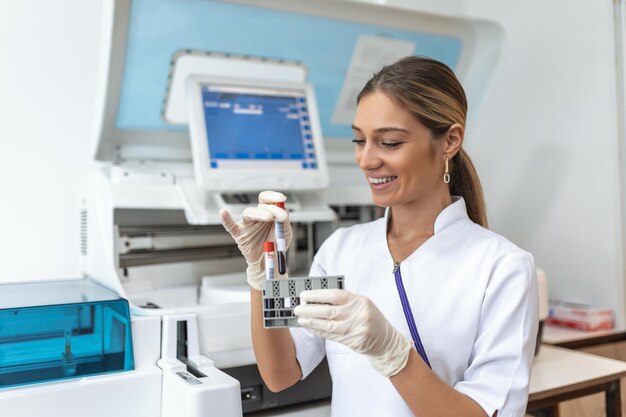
(221, 56, 538, 417)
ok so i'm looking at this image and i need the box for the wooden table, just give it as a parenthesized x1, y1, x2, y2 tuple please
(528, 345, 626, 416)
(542, 324, 626, 349)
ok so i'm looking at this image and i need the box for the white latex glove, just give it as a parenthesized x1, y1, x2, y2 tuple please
(294, 289, 413, 378)
(220, 191, 292, 290)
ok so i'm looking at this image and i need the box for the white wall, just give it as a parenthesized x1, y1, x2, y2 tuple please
(465, 0, 625, 326)
(0, 0, 102, 282)
(0, 0, 624, 328)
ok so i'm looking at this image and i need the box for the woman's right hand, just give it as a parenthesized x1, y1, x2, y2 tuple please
(220, 191, 292, 290)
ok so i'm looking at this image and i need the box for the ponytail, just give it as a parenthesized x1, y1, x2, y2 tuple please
(450, 149, 488, 228)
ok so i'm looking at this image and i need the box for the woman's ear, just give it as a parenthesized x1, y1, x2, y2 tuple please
(443, 123, 464, 158)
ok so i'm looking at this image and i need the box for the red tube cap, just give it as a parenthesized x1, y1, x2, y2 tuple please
(273, 201, 285, 209)
(263, 241, 275, 252)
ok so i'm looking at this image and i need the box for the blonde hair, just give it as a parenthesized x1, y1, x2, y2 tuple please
(357, 56, 488, 227)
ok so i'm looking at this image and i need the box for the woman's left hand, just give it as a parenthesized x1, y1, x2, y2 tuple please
(294, 289, 413, 377)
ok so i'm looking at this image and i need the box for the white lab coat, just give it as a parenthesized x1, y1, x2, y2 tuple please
(290, 197, 539, 417)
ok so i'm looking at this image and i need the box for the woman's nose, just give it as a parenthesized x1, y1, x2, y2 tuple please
(356, 143, 382, 171)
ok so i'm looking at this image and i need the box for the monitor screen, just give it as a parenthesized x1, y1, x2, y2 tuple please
(187, 76, 328, 192)
(201, 84, 318, 171)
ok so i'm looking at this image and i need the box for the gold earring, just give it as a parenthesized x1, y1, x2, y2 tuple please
(444, 157, 450, 184)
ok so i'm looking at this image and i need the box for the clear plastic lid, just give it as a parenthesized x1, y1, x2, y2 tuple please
(0, 279, 134, 389)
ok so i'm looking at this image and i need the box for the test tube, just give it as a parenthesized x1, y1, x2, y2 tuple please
(273, 201, 287, 275)
(263, 241, 275, 280)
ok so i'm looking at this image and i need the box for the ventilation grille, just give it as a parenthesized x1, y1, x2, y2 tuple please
(80, 209, 88, 256)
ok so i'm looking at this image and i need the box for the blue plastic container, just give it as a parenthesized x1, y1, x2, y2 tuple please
(0, 279, 134, 389)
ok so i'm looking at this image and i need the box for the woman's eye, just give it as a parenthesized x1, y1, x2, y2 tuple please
(382, 142, 401, 149)
(352, 139, 365, 146)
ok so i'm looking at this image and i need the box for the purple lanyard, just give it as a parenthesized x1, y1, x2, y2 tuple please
(393, 262, 431, 368)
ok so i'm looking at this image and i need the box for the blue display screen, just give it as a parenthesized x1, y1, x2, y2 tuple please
(202, 85, 317, 170)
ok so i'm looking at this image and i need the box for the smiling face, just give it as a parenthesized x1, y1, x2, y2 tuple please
(352, 91, 447, 209)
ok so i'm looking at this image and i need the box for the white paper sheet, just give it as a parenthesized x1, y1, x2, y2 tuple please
(331, 35, 416, 125)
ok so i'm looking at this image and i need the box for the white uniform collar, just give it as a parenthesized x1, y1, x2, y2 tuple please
(384, 196, 469, 235)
